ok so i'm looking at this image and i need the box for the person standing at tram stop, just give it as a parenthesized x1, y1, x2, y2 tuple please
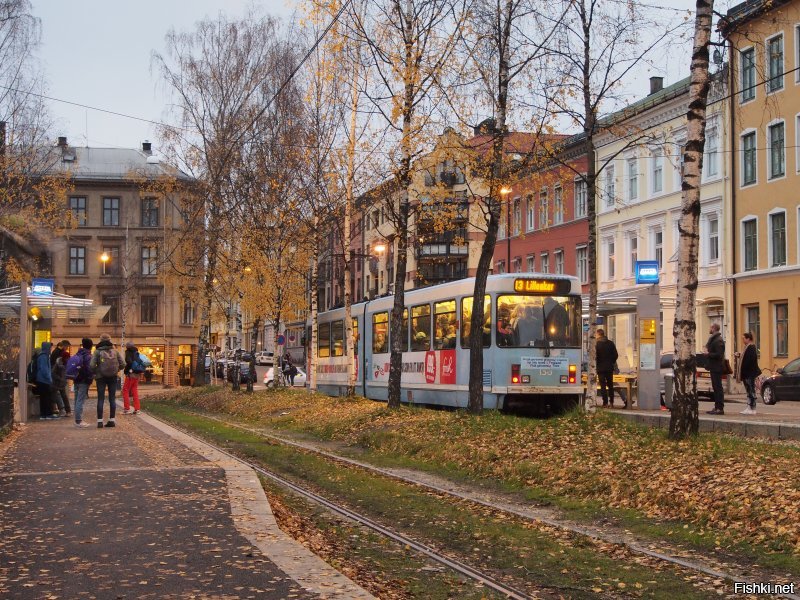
(704, 323, 726, 415)
(122, 341, 143, 415)
(595, 329, 619, 408)
(90, 334, 125, 428)
(72, 338, 95, 428)
(34, 341, 55, 419)
(736, 332, 760, 416)
(50, 347, 72, 417)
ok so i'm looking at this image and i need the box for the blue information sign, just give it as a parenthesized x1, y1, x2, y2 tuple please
(31, 278, 55, 297)
(635, 261, 660, 285)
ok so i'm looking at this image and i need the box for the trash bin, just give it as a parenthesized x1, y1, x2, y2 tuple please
(663, 373, 674, 409)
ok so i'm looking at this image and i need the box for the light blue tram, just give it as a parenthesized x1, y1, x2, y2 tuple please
(311, 273, 584, 411)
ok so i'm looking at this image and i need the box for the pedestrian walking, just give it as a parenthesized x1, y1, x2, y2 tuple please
(122, 341, 143, 415)
(51, 349, 72, 417)
(704, 323, 726, 415)
(69, 338, 95, 428)
(34, 342, 57, 419)
(90, 334, 124, 428)
(595, 329, 619, 408)
(737, 332, 760, 415)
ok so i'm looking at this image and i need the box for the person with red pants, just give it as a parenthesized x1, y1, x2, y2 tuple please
(122, 341, 142, 415)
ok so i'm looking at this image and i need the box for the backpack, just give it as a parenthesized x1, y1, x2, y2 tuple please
(65, 353, 82, 380)
(97, 348, 120, 378)
(26, 355, 38, 383)
(131, 356, 145, 374)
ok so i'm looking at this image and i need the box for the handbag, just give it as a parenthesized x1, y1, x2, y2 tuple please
(724, 359, 733, 376)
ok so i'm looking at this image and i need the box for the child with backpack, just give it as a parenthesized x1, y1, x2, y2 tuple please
(122, 341, 144, 415)
(66, 338, 95, 428)
(89, 334, 124, 428)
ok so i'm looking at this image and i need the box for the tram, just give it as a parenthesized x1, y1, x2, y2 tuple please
(311, 273, 584, 411)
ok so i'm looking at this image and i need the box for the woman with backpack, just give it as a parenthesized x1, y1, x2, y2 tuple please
(51, 349, 71, 417)
(89, 334, 125, 428)
(122, 341, 143, 415)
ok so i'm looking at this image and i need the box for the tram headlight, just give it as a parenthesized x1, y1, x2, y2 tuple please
(568, 364, 577, 384)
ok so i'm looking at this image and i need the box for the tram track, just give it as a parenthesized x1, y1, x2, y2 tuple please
(146, 410, 535, 600)
(163, 407, 800, 600)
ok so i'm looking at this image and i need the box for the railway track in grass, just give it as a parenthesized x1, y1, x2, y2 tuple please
(146, 411, 534, 600)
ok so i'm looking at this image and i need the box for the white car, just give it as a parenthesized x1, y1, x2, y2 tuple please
(263, 366, 307, 388)
(255, 351, 274, 366)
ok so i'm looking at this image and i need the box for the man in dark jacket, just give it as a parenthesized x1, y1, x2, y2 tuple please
(595, 329, 619, 408)
(737, 332, 760, 415)
(35, 341, 56, 419)
(73, 338, 95, 428)
(704, 323, 726, 415)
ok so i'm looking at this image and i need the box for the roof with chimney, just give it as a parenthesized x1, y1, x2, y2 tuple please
(719, 0, 791, 35)
(46, 139, 192, 182)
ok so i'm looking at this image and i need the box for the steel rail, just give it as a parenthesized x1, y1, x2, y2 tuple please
(148, 412, 534, 600)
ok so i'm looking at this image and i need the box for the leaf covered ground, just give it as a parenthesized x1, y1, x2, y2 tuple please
(150, 386, 800, 558)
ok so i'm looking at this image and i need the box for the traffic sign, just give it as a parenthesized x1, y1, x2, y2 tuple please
(277, 334, 285, 345)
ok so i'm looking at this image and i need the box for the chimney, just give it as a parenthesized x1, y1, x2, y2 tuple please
(649, 76, 664, 95)
(142, 141, 152, 154)
(57, 136, 68, 147)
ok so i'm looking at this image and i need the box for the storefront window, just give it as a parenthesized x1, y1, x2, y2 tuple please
(138, 345, 164, 384)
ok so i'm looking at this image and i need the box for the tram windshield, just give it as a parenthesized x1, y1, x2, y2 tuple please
(496, 295, 581, 348)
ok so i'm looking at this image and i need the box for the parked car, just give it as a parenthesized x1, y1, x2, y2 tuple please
(660, 353, 719, 399)
(760, 357, 800, 405)
(226, 360, 257, 385)
(263, 366, 307, 388)
(255, 351, 274, 366)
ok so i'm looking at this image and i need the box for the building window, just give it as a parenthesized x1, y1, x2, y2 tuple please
(512, 257, 522, 273)
(141, 295, 158, 324)
(496, 260, 506, 274)
(574, 179, 587, 218)
(626, 157, 638, 201)
(512, 198, 521, 236)
(68, 294, 86, 325)
(69, 197, 87, 227)
(708, 217, 719, 264)
(742, 131, 757, 186)
(770, 211, 787, 267)
(652, 228, 663, 269)
(767, 34, 784, 93)
(538, 189, 548, 228)
(628, 234, 638, 277)
(68, 246, 85, 275)
(498, 204, 507, 238)
(103, 197, 120, 226)
(554, 249, 564, 274)
(743, 218, 758, 271)
(674, 142, 686, 190)
(540, 252, 549, 274)
(604, 164, 615, 208)
(576, 246, 588, 283)
(606, 238, 615, 279)
(553, 186, 563, 225)
(745, 305, 760, 351)
(704, 129, 719, 178)
(141, 245, 158, 276)
(101, 247, 120, 276)
(526, 254, 535, 273)
(181, 299, 196, 325)
(775, 303, 788, 357)
(101, 295, 119, 324)
(526, 194, 535, 231)
(141, 197, 159, 227)
(740, 47, 756, 102)
(651, 149, 663, 194)
(768, 122, 785, 179)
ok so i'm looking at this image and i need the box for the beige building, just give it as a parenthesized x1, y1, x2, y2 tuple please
(594, 75, 732, 370)
(47, 139, 198, 387)
(722, 0, 800, 368)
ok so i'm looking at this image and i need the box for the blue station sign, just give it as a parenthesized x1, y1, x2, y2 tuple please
(634, 261, 660, 285)
(31, 278, 55, 297)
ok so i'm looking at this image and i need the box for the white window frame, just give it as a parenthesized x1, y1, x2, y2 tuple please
(540, 252, 549, 274)
(626, 155, 639, 202)
(574, 177, 587, 219)
(740, 45, 756, 103)
(526, 194, 535, 231)
(740, 215, 759, 272)
(554, 248, 564, 274)
(604, 236, 615, 281)
(649, 225, 664, 271)
(603, 163, 615, 209)
(768, 208, 788, 268)
(740, 128, 758, 188)
(538, 188, 548, 229)
(796, 113, 800, 174)
(625, 230, 639, 278)
(705, 213, 720, 266)
(553, 185, 564, 225)
(526, 254, 535, 273)
(673, 138, 687, 191)
(767, 119, 786, 181)
(650, 147, 664, 195)
(576, 245, 588, 284)
(703, 123, 720, 180)
(766, 32, 785, 94)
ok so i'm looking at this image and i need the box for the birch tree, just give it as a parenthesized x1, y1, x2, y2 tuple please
(669, 0, 714, 439)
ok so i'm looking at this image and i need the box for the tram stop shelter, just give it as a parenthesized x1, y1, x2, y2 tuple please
(0, 283, 108, 423)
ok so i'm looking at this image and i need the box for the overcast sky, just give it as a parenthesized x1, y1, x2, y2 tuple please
(33, 0, 733, 152)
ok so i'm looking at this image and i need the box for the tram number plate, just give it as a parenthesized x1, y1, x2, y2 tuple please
(538, 369, 552, 376)
(521, 356, 568, 370)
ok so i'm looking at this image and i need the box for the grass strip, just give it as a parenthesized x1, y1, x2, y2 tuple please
(150, 400, 719, 599)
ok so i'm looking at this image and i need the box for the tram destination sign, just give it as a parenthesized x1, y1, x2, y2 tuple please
(513, 278, 572, 295)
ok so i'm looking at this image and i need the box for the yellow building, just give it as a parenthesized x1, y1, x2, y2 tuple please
(722, 0, 800, 367)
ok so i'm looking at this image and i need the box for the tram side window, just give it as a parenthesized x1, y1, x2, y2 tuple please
(332, 320, 344, 356)
(372, 312, 389, 353)
(352, 318, 359, 355)
(434, 300, 457, 350)
(410, 304, 431, 351)
(318, 322, 331, 358)
(461, 296, 491, 348)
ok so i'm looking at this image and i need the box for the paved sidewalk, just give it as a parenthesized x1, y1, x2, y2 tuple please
(0, 407, 373, 599)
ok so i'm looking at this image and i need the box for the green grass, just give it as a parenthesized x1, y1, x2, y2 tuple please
(149, 401, 717, 598)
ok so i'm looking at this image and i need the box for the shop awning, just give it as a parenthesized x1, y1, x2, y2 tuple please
(0, 286, 109, 320)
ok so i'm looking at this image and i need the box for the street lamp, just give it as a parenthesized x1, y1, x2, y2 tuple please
(500, 186, 512, 270)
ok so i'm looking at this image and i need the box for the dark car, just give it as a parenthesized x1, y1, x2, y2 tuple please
(760, 357, 800, 405)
